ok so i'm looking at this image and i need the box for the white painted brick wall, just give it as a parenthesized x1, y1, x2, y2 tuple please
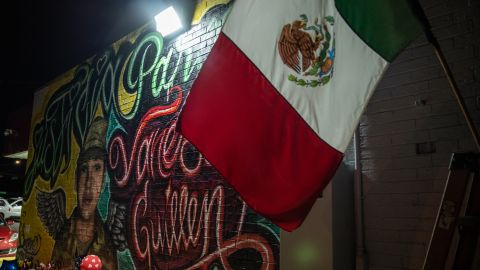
(359, 0, 480, 269)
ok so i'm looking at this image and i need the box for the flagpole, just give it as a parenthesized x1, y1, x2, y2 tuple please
(429, 38, 480, 152)
(408, 0, 480, 152)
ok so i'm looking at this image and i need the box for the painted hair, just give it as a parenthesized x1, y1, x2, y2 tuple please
(76, 117, 107, 175)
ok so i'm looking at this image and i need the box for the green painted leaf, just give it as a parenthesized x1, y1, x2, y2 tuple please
(325, 31, 331, 42)
(325, 16, 335, 24)
(297, 79, 306, 86)
(321, 76, 330, 84)
(307, 67, 318, 75)
(305, 25, 320, 32)
(288, 74, 297, 81)
(319, 50, 327, 62)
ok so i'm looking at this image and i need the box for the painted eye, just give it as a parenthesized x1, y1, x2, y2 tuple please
(94, 163, 102, 172)
(80, 164, 88, 173)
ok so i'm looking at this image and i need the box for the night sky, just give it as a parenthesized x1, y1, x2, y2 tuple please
(0, 0, 169, 117)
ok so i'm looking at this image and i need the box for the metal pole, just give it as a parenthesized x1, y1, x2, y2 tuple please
(407, 0, 480, 152)
(354, 130, 368, 270)
(429, 37, 480, 152)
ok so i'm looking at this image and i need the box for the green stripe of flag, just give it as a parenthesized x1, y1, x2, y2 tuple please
(336, 0, 424, 62)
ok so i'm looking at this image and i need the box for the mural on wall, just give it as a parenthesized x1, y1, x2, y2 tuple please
(20, 2, 280, 270)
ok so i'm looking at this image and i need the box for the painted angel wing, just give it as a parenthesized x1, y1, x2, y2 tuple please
(36, 188, 67, 239)
(278, 24, 301, 73)
(107, 200, 128, 251)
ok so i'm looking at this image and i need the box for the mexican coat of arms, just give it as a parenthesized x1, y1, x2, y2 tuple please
(278, 14, 335, 87)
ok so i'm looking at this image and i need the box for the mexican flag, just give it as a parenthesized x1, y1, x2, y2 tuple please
(178, 0, 424, 231)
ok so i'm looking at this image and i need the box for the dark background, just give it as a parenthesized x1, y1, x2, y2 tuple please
(0, 0, 171, 196)
(0, 0, 170, 114)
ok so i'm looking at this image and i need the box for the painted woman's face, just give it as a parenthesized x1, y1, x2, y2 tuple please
(77, 159, 104, 220)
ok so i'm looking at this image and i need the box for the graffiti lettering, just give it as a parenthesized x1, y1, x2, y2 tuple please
(25, 64, 91, 195)
(24, 4, 279, 270)
(122, 33, 201, 120)
(25, 31, 201, 198)
(123, 33, 164, 120)
(131, 182, 274, 270)
(109, 86, 190, 192)
(24, 49, 124, 196)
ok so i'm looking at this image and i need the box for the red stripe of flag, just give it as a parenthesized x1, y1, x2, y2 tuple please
(177, 32, 343, 231)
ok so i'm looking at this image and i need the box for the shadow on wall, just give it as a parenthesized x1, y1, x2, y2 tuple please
(280, 162, 354, 269)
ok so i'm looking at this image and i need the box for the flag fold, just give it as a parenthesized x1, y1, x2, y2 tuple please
(178, 0, 423, 231)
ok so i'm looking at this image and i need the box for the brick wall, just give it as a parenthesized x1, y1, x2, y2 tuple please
(20, 2, 280, 269)
(18, 0, 479, 269)
(359, 0, 480, 269)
